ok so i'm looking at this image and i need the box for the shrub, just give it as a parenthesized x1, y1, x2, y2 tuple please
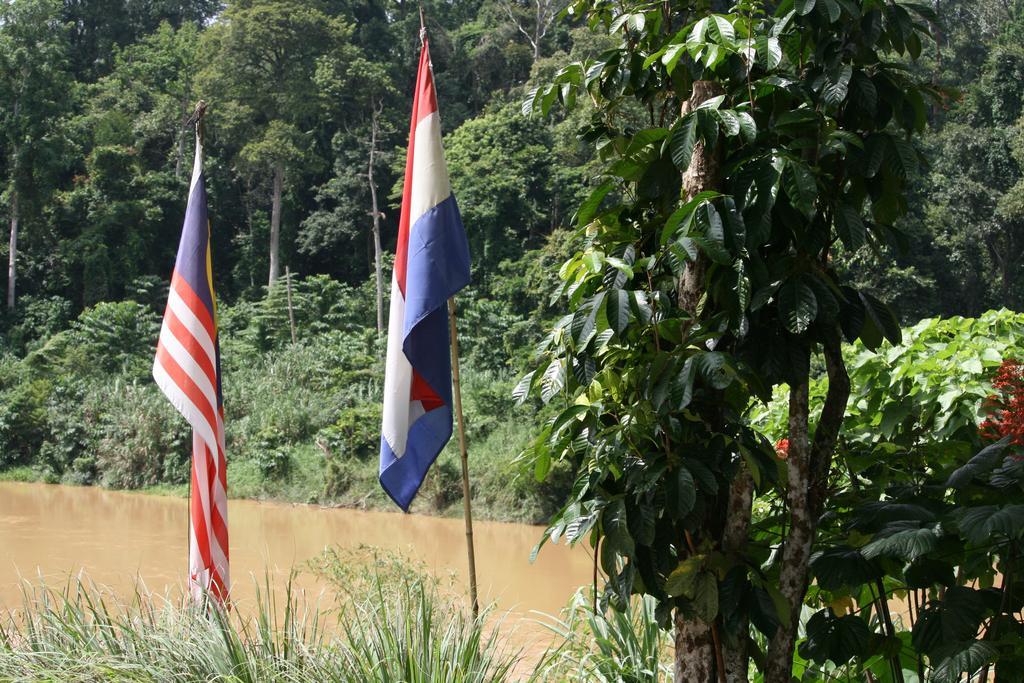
(66, 301, 160, 379)
(0, 368, 50, 469)
(95, 382, 189, 489)
(320, 404, 382, 499)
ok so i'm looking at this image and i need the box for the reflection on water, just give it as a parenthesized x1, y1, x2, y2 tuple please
(0, 481, 591, 621)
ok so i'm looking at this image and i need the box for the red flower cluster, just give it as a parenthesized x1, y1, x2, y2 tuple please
(979, 358, 1024, 446)
(775, 438, 790, 460)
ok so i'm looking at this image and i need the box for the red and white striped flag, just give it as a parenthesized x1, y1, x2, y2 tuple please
(153, 133, 230, 603)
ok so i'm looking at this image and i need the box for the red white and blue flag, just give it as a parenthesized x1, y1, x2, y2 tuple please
(380, 38, 471, 511)
(153, 134, 230, 602)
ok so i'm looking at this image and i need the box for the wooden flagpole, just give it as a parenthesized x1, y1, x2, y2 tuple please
(448, 296, 479, 619)
(419, 5, 478, 620)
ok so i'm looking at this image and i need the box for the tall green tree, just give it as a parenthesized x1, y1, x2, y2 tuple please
(522, 0, 939, 679)
(198, 0, 352, 286)
(445, 103, 561, 280)
(0, 0, 73, 311)
(51, 22, 201, 307)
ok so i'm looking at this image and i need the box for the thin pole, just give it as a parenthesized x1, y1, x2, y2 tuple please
(448, 296, 479, 618)
(186, 103, 206, 598)
(284, 266, 297, 344)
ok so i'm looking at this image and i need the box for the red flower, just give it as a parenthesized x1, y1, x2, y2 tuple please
(775, 438, 790, 459)
(979, 358, 1024, 447)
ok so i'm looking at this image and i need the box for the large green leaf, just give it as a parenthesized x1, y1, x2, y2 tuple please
(783, 158, 817, 216)
(822, 63, 852, 107)
(799, 609, 870, 665)
(605, 289, 633, 335)
(665, 555, 702, 597)
(810, 546, 879, 590)
(958, 505, 1024, 546)
(577, 180, 615, 228)
(670, 113, 698, 170)
(931, 641, 998, 683)
(912, 587, 990, 656)
(692, 571, 719, 622)
(861, 524, 940, 561)
(946, 437, 1012, 489)
(835, 202, 866, 250)
(778, 277, 818, 334)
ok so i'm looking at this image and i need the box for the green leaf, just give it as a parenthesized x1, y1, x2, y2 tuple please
(795, 0, 816, 15)
(540, 357, 566, 402)
(835, 202, 866, 250)
(665, 556, 702, 597)
(692, 572, 719, 622)
(810, 546, 878, 591)
(905, 558, 955, 589)
(958, 505, 1024, 545)
(778, 277, 818, 334)
(947, 437, 1013, 489)
(672, 465, 697, 518)
(571, 292, 606, 347)
(818, 0, 841, 22)
(583, 249, 605, 274)
(670, 113, 698, 171)
(912, 587, 990, 656)
(716, 109, 740, 137)
(710, 15, 735, 46)
(605, 289, 632, 335)
(660, 191, 721, 245)
(860, 291, 901, 345)
(737, 112, 757, 143)
(696, 351, 736, 390)
(755, 36, 782, 69)
(512, 371, 536, 405)
(931, 641, 998, 683)
(783, 159, 817, 217)
(534, 448, 551, 481)
(799, 609, 870, 666)
(822, 63, 852, 107)
(862, 525, 940, 562)
(688, 236, 731, 265)
(577, 180, 615, 228)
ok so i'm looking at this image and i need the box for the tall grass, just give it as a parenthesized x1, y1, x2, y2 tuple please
(535, 590, 673, 682)
(0, 553, 673, 681)
(0, 573, 519, 682)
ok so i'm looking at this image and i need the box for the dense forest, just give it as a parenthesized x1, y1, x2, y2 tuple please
(0, 0, 1022, 519)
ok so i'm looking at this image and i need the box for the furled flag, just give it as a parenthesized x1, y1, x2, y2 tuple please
(153, 132, 230, 602)
(380, 37, 471, 511)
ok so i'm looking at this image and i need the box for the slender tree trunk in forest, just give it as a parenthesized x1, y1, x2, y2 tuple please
(268, 162, 283, 287)
(674, 79, 730, 683)
(723, 467, 754, 683)
(765, 329, 850, 682)
(7, 189, 19, 311)
(368, 100, 385, 336)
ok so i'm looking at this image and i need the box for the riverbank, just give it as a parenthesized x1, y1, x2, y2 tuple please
(0, 426, 567, 525)
(0, 280, 571, 526)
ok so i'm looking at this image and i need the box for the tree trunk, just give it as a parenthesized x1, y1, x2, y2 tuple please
(675, 612, 716, 681)
(268, 162, 283, 287)
(723, 467, 754, 683)
(674, 79, 726, 683)
(765, 329, 850, 682)
(677, 80, 724, 316)
(368, 101, 385, 336)
(7, 189, 19, 311)
(765, 378, 812, 682)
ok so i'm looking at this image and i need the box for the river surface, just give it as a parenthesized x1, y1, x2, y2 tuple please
(0, 481, 591, 630)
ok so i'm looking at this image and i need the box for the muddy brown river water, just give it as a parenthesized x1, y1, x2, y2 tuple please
(0, 481, 592, 631)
